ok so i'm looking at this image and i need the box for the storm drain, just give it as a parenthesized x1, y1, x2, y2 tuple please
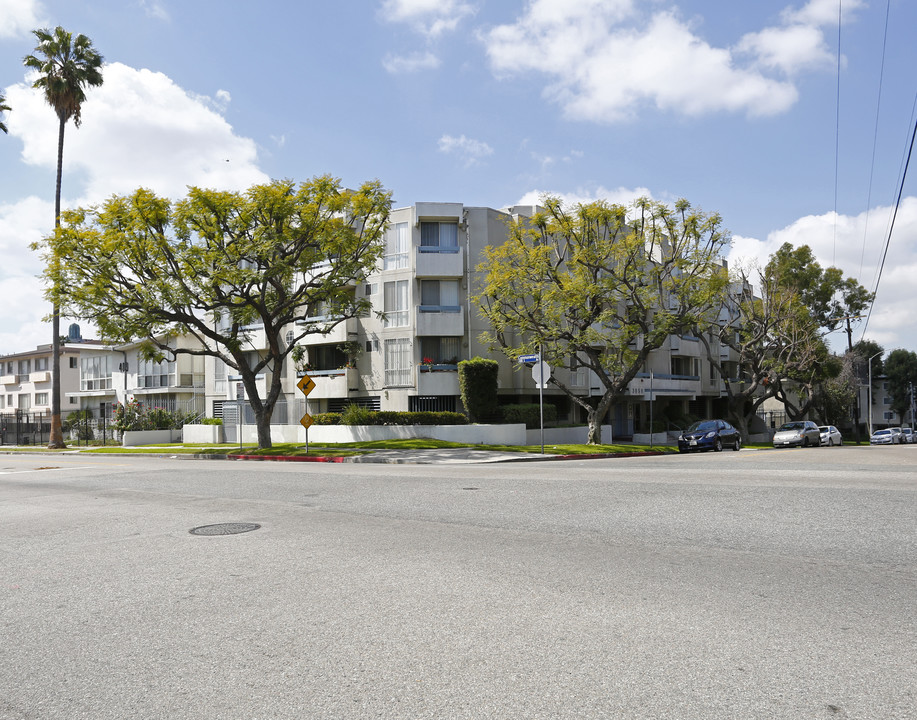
(189, 522, 261, 536)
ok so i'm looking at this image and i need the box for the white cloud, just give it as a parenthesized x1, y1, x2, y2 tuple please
(138, 0, 170, 22)
(438, 133, 493, 167)
(514, 184, 654, 208)
(382, 51, 441, 74)
(727, 199, 917, 353)
(1, 63, 269, 349)
(0, 0, 46, 39)
(482, 0, 858, 123)
(7, 62, 267, 203)
(380, 0, 475, 37)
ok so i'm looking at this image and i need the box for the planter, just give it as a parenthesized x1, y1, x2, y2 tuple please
(183, 424, 224, 444)
(121, 429, 181, 446)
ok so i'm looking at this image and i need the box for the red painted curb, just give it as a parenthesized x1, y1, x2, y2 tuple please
(229, 454, 346, 463)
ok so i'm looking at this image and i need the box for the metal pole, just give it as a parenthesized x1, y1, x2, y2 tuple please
(649, 371, 654, 449)
(539, 343, 544, 455)
(867, 351, 881, 439)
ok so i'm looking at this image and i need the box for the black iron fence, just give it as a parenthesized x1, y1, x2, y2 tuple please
(0, 410, 52, 446)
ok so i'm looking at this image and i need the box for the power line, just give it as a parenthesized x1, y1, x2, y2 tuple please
(860, 103, 917, 340)
(858, 0, 892, 279)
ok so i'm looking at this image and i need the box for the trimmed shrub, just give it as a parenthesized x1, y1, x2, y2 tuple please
(340, 409, 468, 426)
(458, 357, 499, 422)
(312, 412, 342, 426)
(500, 403, 556, 429)
(201, 417, 223, 426)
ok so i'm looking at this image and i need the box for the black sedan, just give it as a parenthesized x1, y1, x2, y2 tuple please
(677, 419, 742, 453)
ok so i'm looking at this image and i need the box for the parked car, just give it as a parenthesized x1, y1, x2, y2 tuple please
(889, 427, 906, 444)
(902, 428, 916, 443)
(818, 425, 843, 446)
(870, 428, 901, 445)
(773, 420, 821, 447)
(677, 419, 741, 453)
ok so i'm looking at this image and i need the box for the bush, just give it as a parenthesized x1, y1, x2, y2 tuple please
(458, 357, 499, 422)
(201, 417, 223, 426)
(312, 412, 342, 425)
(339, 408, 469, 426)
(500, 403, 556, 429)
(112, 401, 195, 432)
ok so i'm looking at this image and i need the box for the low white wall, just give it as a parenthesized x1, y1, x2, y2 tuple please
(122, 429, 181, 446)
(632, 432, 670, 446)
(183, 424, 224, 444)
(526, 425, 613, 445)
(234, 423, 529, 446)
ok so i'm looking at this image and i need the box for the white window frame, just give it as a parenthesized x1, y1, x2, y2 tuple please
(383, 222, 410, 270)
(383, 280, 410, 328)
(384, 338, 412, 387)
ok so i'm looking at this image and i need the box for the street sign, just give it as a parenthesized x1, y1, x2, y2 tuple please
(518, 354, 540, 364)
(297, 374, 315, 396)
(299, 413, 314, 430)
(532, 361, 552, 388)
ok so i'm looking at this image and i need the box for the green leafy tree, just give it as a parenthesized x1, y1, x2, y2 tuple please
(884, 349, 917, 422)
(458, 357, 499, 422)
(24, 26, 104, 449)
(36, 176, 392, 449)
(476, 196, 730, 444)
(0, 92, 10, 133)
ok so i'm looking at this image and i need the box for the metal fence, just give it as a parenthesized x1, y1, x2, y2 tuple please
(0, 410, 51, 446)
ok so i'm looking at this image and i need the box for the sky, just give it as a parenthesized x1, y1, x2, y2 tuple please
(2, 0, 916, 359)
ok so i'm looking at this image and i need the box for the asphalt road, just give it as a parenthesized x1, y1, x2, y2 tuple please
(1, 445, 915, 719)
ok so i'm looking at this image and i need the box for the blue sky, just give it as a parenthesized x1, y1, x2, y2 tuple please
(2, 0, 916, 356)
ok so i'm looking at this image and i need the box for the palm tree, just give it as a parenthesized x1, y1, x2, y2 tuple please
(0, 93, 10, 134)
(24, 26, 103, 449)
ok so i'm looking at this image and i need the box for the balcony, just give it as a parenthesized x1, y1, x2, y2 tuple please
(627, 373, 701, 399)
(297, 368, 357, 399)
(415, 246, 464, 277)
(416, 307, 464, 336)
(1, 374, 16, 386)
(295, 316, 358, 345)
(29, 371, 51, 383)
(417, 366, 460, 395)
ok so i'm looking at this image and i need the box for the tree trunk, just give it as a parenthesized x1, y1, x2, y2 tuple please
(48, 116, 67, 449)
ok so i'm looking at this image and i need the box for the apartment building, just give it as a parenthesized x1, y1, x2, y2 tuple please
(0, 326, 107, 418)
(197, 202, 734, 438)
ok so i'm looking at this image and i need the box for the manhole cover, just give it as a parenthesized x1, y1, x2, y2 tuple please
(189, 522, 261, 536)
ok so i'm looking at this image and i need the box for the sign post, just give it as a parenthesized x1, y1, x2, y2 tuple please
(297, 374, 316, 452)
(235, 382, 244, 452)
(530, 349, 552, 454)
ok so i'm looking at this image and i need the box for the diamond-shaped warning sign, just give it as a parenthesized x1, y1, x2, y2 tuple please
(297, 374, 316, 396)
(300, 413, 314, 429)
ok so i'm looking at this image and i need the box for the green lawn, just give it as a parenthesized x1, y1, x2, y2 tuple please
(76, 438, 675, 457)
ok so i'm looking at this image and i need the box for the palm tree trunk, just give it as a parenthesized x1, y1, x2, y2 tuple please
(48, 116, 66, 449)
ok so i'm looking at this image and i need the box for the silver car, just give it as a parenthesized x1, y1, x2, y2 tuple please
(901, 428, 915, 444)
(870, 428, 899, 445)
(773, 420, 821, 448)
(818, 425, 843, 446)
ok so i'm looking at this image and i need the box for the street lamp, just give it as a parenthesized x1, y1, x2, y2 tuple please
(867, 351, 882, 439)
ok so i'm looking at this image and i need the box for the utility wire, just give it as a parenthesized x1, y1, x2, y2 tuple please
(860, 104, 917, 340)
(832, 0, 842, 266)
(858, 0, 892, 279)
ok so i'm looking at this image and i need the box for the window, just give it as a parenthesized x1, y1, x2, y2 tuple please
(383, 280, 409, 327)
(35, 392, 48, 405)
(214, 358, 226, 393)
(420, 222, 458, 252)
(671, 357, 699, 378)
(35, 357, 49, 371)
(309, 344, 348, 371)
(883, 397, 892, 405)
(419, 280, 459, 311)
(384, 338, 412, 386)
(16, 359, 30, 382)
(81, 355, 113, 390)
(420, 337, 461, 365)
(70, 356, 78, 369)
(18, 394, 31, 411)
(69, 397, 77, 405)
(137, 357, 174, 388)
(383, 222, 409, 270)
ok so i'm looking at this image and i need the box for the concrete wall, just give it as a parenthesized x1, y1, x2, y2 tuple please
(233, 423, 529, 446)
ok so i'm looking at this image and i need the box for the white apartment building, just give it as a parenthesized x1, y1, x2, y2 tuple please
(198, 202, 737, 438)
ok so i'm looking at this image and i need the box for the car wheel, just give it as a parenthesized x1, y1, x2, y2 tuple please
(828, 438, 834, 446)
(732, 438, 741, 451)
(714, 438, 723, 452)
(802, 437, 810, 447)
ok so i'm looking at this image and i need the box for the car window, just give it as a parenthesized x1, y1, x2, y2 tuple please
(779, 422, 804, 430)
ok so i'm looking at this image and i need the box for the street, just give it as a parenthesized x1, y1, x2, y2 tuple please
(1, 446, 915, 719)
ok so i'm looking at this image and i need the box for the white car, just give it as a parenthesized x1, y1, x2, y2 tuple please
(818, 425, 843, 446)
(902, 428, 916, 443)
(870, 428, 901, 445)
